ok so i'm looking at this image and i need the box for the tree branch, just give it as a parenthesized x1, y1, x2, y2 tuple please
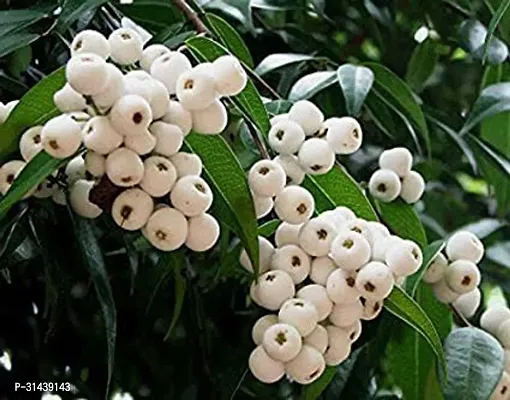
(172, 0, 208, 33)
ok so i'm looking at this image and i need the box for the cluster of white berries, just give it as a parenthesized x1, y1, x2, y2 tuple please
(480, 305, 510, 400)
(422, 231, 484, 312)
(243, 204, 423, 385)
(368, 147, 425, 204)
(0, 27, 248, 253)
(249, 100, 363, 219)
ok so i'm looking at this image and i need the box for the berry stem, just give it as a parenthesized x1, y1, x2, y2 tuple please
(244, 111, 271, 160)
(172, 0, 209, 34)
(449, 304, 473, 327)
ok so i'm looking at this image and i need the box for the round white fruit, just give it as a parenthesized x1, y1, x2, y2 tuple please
(278, 298, 319, 337)
(66, 53, 109, 95)
(274, 185, 315, 224)
(139, 156, 177, 197)
(111, 188, 153, 231)
(446, 230, 485, 264)
(309, 256, 336, 286)
(329, 300, 363, 328)
(268, 120, 305, 155)
(71, 30, 110, 59)
(326, 268, 360, 305)
(298, 138, 335, 175)
(109, 95, 152, 137)
(248, 159, 286, 198)
(69, 180, 102, 219)
(379, 147, 413, 177)
(452, 288, 481, 319)
(274, 155, 305, 186)
(304, 325, 328, 353)
(185, 213, 220, 252)
(108, 28, 143, 65)
(422, 253, 448, 284)
(444, 259, 481, 294)
(151, 52, 192, 95)
(170, 176, 213, 217)
(297, 284, 333, 322)
(355, 261, 395, 301)
(191, 99, 228, 135)
(41, 114, 82, 158)
(285, 345, 325, 385)
(170, 152, 202, 178)
(240, 236, 274, 274)
(288, 100, 324, 136)
(262, 323, 303, 362)
(144, 206, 188, 251)
(368, 169, 402, 203)
(324, 325, 351, 366)
(324, 117, 363, 155)
(252, 314, 279, 345)
(275, 221, 302, 247)
(162, 101, 193, 136)
(385, 240, 423, 277)
(481, 306, 510, 335)
(82, 116, 123, 155)
(19, 126, 43, 161)
(105, 148, 144, 187)
(212, 55, 248, 96)
(271, 244, 311, 284)
(299, 217, 337, 257)
(250, 270, 295, 311)
(400, 170, 425, 204)
(330, 231, 371, 271)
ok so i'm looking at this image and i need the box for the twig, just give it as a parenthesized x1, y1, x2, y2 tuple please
(441, 0, 471, 17)
(172, 0, 208, 33)
(244, 111, 270, 160)
(244, 64, 282, 100)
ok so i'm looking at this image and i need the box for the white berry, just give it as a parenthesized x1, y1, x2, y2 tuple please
(274, 155, 305, 185)
(240, 236, 274, 274)
(342, 320, 362, 343)
(422, 253, 447, 284)
(170, 152, 202, 177)
(19, 126, 43, 161)
(71, 30, 110, 59)
(253, 193, 273, 219)
(275, 222, 301, 247)
(490, 371, 510, 400)
(329, 300, 363, 328)
(379, 147, 413, 177)
(251, 270, 295, 311)
(298, 138, 335, 175)
(310, 256, 336, 286)
(385, 240, 423, 277)
(185, 213, 220, 252)
(285, 345, 325, 385)
(330, 231, 371, 271)
(109, 28, 143, 65)
(356, 261, 394, 301)
(297, 284, 333, 322)
(65, 155, 86, 185)
(0, 160, 26, 195)
(324, 325, 351, 366)
(252, 314, 278, 345)
(278, 298, 319, 337)
(324, 117, 363, 155)
(249, 345, 285, 384)
(151, 52, 192, 94)
(69, 180, 102, 218)
(326, 268, 360, 304)
(53, 84, 87, 113)
(144, 206, 188, 251)
(140, 44, 170, 71)
(82, 116, 123, 155)
(497, 319, 510, 348)
(268, 120, 305, 154)
(105, 148, 144, 187)
(124, 131, 156, 155)
(288, 100, 324, 136)
(248, 159, 286, 197)
(361, 298, 383, 321)
(274, 186, 314, 224)
(170, 175, 213, 217)
(271, 244, 310, 284)
(212, 55, 248, 96)
(66, 53, 109, 95)
(140, 156, 177, 197)
(149, 79, 171, 120)
(444, 260, 480, 294)
(452, 288, 481, 319)
(111, 188, 153, 230)
(191, 99, 228, 134)
(92, 64, 125, 110)
(304, 325, 328, 353)
(176, 68, 217, 111)
(481, 306, 510, 335)
(109, 95, 152, 137)
(84, 151, 105, 178)
(446, 230, 485, 264)
(263, 323, 302, 362)
(369, 169, 402, 202)
(270, 113, 288, 126)
(41, 114, 82, 158)
(299, 217, 337, 257)
(162, 101, 193, 136)
(400, 171, 425, 204)
(431, 279, 460, 304)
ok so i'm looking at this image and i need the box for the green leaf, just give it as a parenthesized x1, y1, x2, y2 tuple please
(300, 366, 337, 400)
(364, 62, 430, 153)
(0, 152, 69, 221)
(118, 0, 183, 33)
(385, 285, 447, 377)
(255, 53, 316, 76)
(72, 216, 116, 397)
(303, 164, 378, 221)
(183, 133, 259, 274)
(443, 327, 504, 400)
(0, 67, 66, 162)
(258, 219, 280, 237)
(460, 218, 507, 238)
(0, 32, 40, 60)
(405, 39, 439, 92)
(387, 284, 452, 400)
(264, 99, 293, 115)
(205, 13, 254, 67)
(58, 0, 109, 31)
(486, 0, 510, 43)
(461, 82, 510, 135)
(487, 241, 510, 268)
(373, 198, 427, 247)
(405, 240, 446, 296)
(468, 134, 510, 177)
(336, 64, 374, 116)
(482, 0, 510, 63)
(186, 36, 270, 135)
(251, 0, 306, 10)
(288, 71, 337, 101)
(164, 252, 186, 340)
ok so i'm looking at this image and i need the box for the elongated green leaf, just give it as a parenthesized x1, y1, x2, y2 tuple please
(406, 240, 445, 296)
(58, 0, 109, 31)
(303, 164, 378, 221)
(255, 53, 316, 76)
(443, 327, 503, 400)
(205, 13, 254, 67)
(0, 152, 69, 221)
(468, 134, 510, 177)
(406, 39, 439, 92)
(0, 32, 40, 60)
(119, 0, 183, 33)
(288, 71, 337, 101)
(183, 134, 259, 274)
(486, 0, 510, 43)
(373, 199, 427, 247)
(337, 64, 374, 116)
(258, 220, 280, 237)
(460, 218, 507, 238)
(388, 284, 452, 400)
(487, 241, 510, 268)
(265, 99, 293, 115)
(164, 252, 186, 340)
(0, 67, 65, 161)
(364, 62, 430, 152)
(482, 0, 510, 63)
(72, 216, 116, 397)
(461, 83, 510, 134)
(186, 36, 270, 135)
(385, 286, 447, 376)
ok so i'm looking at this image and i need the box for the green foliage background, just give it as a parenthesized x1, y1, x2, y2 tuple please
(0, 0, 509, 399)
